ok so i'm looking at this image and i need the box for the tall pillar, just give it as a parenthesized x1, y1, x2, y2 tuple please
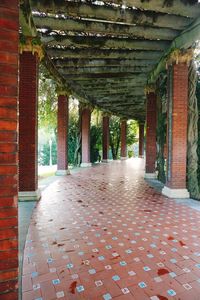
(162, 56, 190, 198)
(145, 91, 157, 178)
(81, 105, 92, 167)
(138, 123, 144, 158)
(0, 2, 19, 298)
(120, 119, 127, 160)
(18, 50, 41, 201)
(56, 93, 69, 175)
(102, 115, 109, 162)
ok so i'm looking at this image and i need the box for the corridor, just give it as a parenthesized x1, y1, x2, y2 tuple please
(22, 159, 200, 300)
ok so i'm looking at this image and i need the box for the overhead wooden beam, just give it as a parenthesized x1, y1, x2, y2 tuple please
(30, 1, 192, 30)
(43, 35, 170, 51)
(34, 15, 179, 41)
(48, 48, 162, 60)
(148, 16, 200, 84)
(63, 72, 148, 80)
(103, 0, 200, 18)
(52, 58, 156, 68)
(83, 88, 144, 95)
(58, 65, 152, 75)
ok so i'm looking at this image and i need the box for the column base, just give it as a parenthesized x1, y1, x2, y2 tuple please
(144, 173, 157, 179)
(81, 162, 92, 167)
(138, 155, 144, 158)
(18, 189, 41, 201)
(56, 169, 70, 176)
(102, 159, 109, 163)
(120, 157, 128, 160)
(162, 186, 190, 198)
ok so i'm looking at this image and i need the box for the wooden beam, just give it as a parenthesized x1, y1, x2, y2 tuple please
(52, 58, 156, 68)
(58, 65, 152, 75)
(43, 35, 170, 51)
(48, 48, 162, 60)
(30, 1, 192, 30)
(103, 0, 200, 18)
(63, 72, 148, 80)
(34, 15, 179, 41)
(148, 16, 200, 84)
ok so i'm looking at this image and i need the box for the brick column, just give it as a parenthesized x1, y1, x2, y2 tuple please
(56, 94, 69, 175)
(145, 92, 157, 178)
(0, 2, 19, 298)
(81, 106, 92, 167)
(162, 63, 189, 198)
(120, 120, 127, 160)
(139, 123, 144, 158)
(102, 115, 109, 162)
(18, 51, 40, 201)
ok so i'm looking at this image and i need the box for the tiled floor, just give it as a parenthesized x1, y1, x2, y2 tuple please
(22, 159, 200, 300)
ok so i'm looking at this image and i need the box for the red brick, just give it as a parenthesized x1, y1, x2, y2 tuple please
(0, 291, 18, 300)
(0, 249, 18, 260)
(81, 107, 91, 164)
(0, 132, 17, 142)
(0, 98, 17, 108)
(0, 207, 17, 218)
(102, 116, 109, 160)
(139, 123, 144, 157)
(120, 120, 127, 157)
(19, 51, 39, 192)
(0, 217, 17, 228)
(0, 239, 18, 251)
(57, 95, 68, 170)
(0, 270, 18, 282)
(166, 64, 188, 189)
(0, 280, 18, 293)
(0, 228, 17, 240)
(145, 92, 157, 173)
(0, 197, 17, 208)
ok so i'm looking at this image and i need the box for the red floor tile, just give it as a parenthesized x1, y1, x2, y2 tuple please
(22, 159, 200, 299)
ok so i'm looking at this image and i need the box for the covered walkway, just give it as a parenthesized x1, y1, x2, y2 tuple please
(22, 159, 200, 300)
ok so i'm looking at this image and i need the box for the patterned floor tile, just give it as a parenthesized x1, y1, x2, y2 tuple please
(22, 159, 200, 300)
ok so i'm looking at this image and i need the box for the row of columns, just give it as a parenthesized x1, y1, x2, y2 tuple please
(17, 50, 129, 200)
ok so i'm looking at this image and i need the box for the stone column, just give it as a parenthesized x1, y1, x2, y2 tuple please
(138, 123, 144, 158)
(162, 53, 190, 198)
(56, 93, 70, 175)
(81, 105, 92, 167)
(145, 91, 157, 178)
(102, 115, 109, 162)
(120, 119, 127, 160)
(0, 2, 19, 297)
(19, 49, 41, 201)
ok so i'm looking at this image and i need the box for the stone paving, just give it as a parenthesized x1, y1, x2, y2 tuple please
(22, 159, 200, 300)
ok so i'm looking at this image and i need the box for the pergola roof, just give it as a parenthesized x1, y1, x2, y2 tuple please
(20, 0, 200, 121)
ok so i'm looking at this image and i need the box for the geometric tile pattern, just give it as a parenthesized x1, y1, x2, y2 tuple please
(22, 159, 200, 300)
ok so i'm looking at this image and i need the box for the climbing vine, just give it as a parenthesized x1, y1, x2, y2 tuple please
(156, 73, 167, 183)
(187, 61, 200, 199)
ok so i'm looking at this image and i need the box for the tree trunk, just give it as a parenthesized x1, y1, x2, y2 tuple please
(187, 61, 200, 199)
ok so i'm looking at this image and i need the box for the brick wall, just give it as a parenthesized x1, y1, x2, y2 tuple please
(0, 2, 19, 299)
(57, 95, 68, 170)
(19, 52, 39, 192)
(120, 120, 127, 158)
(145, 92, 157, 173)
(167, 63, 188, 189)
(102, 116, 109, 160)
(81, 108, 91, 163)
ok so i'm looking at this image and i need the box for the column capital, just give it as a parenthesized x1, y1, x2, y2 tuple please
(144, 84, 156, 95)
(79, 101, 94, 112)
(56, 85, 70, 97)
(120, 118, 128, 122)
(166, 48, 194, 68)
(102, 111, 111, 118)
(20, 36, 44, 60)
